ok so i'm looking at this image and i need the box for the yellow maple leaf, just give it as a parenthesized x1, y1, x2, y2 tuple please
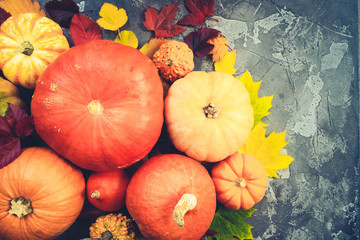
(115, 30, 139, 48)
(207, 34, 228, 62)
(214, 49, 237, 75)
(139, 38, 167, 58)
(97, 3, 128, 31)
(0, 0, 45, 16)
(237, 70, 274, 128)
(238, 122, 294, 178)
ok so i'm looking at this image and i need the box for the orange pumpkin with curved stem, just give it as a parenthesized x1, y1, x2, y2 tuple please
(126, 154, 216, 240)
(211, 152, 268, 210)
(0, 147, 85, 240)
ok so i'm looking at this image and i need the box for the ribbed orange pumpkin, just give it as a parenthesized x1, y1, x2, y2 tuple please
(0, 13, 69, 89)
(165, 71, 254, 162)
(0, 147, 85, 240)
(211, 152, 268, 210)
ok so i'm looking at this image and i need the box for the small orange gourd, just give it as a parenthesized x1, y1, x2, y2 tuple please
(0, 13, 69, 89)
(152, 40, 194, 82)
(165, 71, 254, 162)
(86, 170, 130, 212)
(211, 152, 268, 210)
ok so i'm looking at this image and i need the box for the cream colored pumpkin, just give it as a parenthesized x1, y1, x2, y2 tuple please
(165, 71, 254, 162)
(0, 13, 69, 89)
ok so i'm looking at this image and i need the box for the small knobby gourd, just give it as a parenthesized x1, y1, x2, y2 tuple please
(31, 39, 164, 171)
(152, 40, 194, 82)
(0, 147, 85, 240)
(89, 213, 136, 239)
(211, 152, 268, 210)
(126, 154, 216, 240)
(87, 170, 130, 212)
(165, 71, 254, 162)
(0, 13, 69, 89)
(0, 77, 25, 116)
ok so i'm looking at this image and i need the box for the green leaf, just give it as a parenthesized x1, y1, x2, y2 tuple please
(237, 70, 273, 128)
(209, 207, 257, 240)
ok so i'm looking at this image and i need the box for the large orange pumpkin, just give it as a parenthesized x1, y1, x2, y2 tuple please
(31, 39, 164, 171)
(126, 154, 217, 240)
(211, 152, 268, 210)
(165, 71, 254, 162)
(0, 13, 69, 89)
(0, 147, 85, 240)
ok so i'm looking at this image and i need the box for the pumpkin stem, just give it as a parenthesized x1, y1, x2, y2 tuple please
(19, 41, 34, 56)
(88, 100, 103, 115)
(165, 59, 173, 66)
(236, 178, 247, 188)
(8, 197, 33, 218)
(91, 190, 101, 199)
(203, 103, 220, 119)
(173, 193, 197, 228)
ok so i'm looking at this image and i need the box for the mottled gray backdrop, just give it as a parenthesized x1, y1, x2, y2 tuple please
(35, 0, 359, 239)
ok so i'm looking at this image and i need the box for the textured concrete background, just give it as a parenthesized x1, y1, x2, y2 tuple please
(34, 0, 359, 239)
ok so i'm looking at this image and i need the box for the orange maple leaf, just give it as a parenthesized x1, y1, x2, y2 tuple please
(0, 0, 45, 17)
(207, 33, 228, 62)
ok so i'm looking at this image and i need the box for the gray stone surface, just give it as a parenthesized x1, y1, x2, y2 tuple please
(36, 0, 358, 239)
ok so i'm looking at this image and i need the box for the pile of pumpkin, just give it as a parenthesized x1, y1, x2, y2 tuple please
(0, 13, 268, 240)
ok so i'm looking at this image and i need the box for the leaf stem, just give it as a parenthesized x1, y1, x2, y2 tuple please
(80, 10, 94, 14)
(226, 43, 233, 51)
(207, 16, 219, 22)
(147, 32, 155, 43)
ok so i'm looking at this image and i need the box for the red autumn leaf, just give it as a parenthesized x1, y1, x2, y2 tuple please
(0, 104, 34, 169)
(178, 0, 216, 26)
(0, 7, 11, 25)
(185, 27, 219, 57)
(45, 0, 79, 28)
(0, 136, 21, 169)
(70, 14, 102, 45)
(143, 2, 186, 39)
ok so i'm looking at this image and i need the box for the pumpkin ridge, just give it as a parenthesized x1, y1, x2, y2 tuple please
(245, 179, 268, 188)
(221, 193, 239, 209)
(32, 32, 68, 51)
(226, 153, 244, 179)
(26, 13, 42, 38)
(244, 185, 261, 204)
(30, 53, 51, 66)
(213, 179, 235, 193)
(213, 174, 238, 183)
(0, 32, 21, 47)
